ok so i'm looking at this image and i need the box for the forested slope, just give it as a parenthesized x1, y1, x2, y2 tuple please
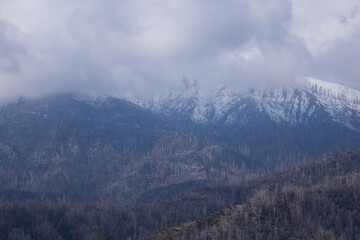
(148, 151, 360, 240)
(0, 151, 359, 240)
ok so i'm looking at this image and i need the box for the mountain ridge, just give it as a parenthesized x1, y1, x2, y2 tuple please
(147, 76, 360, 130)
(146, 150, 360, 240)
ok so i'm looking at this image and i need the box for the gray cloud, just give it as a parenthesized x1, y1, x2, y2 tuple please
(307, 32, 360, 88)
(0, 19, 25, 73)
(0, 0, 359, 100)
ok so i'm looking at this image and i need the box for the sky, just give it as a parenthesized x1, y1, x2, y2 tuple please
(0, 0, 359, 100)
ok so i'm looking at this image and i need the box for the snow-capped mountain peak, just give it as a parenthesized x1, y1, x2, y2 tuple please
(153, 77, 360, 130)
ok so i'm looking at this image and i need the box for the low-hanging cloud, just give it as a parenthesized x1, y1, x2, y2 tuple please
(0, 0, 359, 100)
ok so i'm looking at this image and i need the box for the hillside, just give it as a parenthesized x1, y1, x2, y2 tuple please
(147, 151, 360, 240)
(0, 151, 359, 240)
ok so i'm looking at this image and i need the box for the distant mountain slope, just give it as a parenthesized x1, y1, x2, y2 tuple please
(152, 77, 360, 170)
(0, 94, 252, 203)
(147, 150, 360, 240)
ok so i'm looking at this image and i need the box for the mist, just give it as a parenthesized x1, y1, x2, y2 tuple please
(0, 0, 359, 101)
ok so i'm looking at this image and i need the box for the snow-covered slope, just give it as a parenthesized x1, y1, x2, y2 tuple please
(152, 77, 360, 130)
(304, 77, 360, 129)
(306, 77, 360, 107)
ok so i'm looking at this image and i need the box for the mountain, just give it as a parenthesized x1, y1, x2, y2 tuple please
(0, 77, 359, 204)
(152, 77, 360, 170)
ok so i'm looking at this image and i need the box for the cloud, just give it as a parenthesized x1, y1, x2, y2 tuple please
(0, 18, 25, 71)
(0, 0, 359, 100)
(290, 0, 360, 88)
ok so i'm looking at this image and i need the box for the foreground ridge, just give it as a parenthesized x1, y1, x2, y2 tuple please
(147, 151, 360, 240)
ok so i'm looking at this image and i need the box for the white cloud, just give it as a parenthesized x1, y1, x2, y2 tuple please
(0, 0, 359, 100)
(290, 0, 360, 56)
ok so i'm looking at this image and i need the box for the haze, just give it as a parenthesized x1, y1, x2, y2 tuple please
(0, 0, 359, 100)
